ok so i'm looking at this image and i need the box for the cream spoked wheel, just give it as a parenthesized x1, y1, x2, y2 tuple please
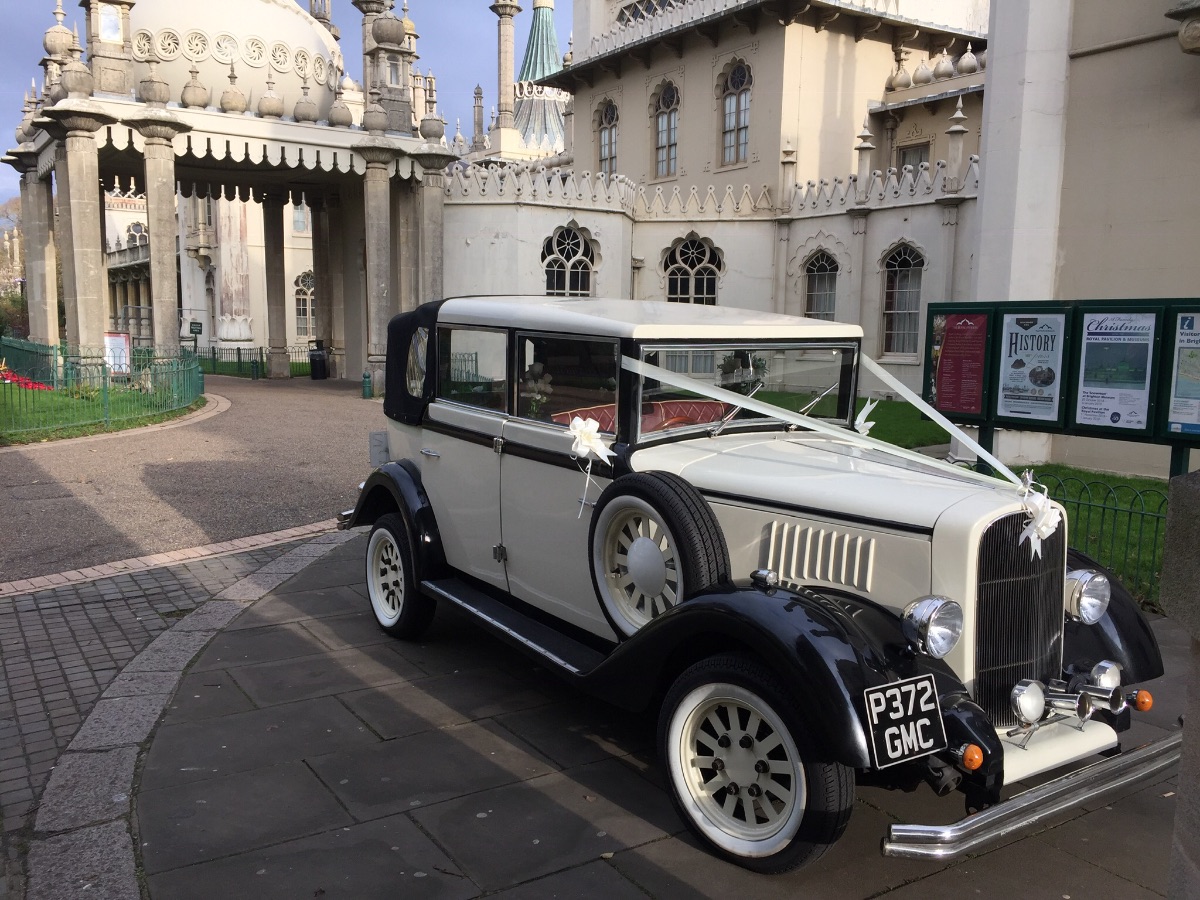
(668, 682, 806, 853)
(365, 512, 436, 639)
(598, 497, 683, 631)
(588, 472, 730, 638)
(660, 656, 853, 872)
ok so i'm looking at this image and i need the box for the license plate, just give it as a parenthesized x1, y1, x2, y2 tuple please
(863, 674, 948, 769)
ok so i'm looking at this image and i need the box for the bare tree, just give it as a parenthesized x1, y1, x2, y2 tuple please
(0, 195, 21, 232)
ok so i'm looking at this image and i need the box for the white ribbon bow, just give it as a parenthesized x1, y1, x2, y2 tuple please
(569, 416, 614, 463)
(854, 398, 878, 436)
(1018, 471, 1062, 559)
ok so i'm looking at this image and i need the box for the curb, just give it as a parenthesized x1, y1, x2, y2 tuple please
(19, 529, 361, 900)
(0, 518, 339, 600)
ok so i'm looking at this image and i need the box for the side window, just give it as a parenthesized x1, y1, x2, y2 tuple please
(437, 326, 510, 412)
(405, 327, 428, 397)
(517, 334, 619, 433)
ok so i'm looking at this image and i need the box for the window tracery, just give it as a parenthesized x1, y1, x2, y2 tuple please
(542, 227, 596, 297)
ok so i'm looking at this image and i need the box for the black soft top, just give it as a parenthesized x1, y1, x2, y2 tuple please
(383, 300, 446, 425)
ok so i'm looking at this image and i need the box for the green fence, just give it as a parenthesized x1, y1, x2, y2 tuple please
(197, 345, 267, 378)
(1, 337, 202, 437)
(1037, 473, 1168, 610)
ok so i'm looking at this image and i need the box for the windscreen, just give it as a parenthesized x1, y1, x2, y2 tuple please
(639, 343, 858, 438)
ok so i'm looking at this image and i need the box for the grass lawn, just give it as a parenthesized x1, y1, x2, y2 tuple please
(0, 385, 205, 446)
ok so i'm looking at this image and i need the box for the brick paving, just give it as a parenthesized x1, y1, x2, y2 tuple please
(0, 542, 305, 896)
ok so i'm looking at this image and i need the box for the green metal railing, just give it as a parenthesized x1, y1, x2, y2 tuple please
(196, 345, 267, 378)
(1037, 473, 1168, 610)
(288, 346, 312, 377)
(1, 337, 202, 437)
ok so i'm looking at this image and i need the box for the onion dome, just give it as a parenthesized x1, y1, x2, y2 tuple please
(59, 40, 95, 100)
(891, 63, 912, 90)
(293, 80, 319, 123)
(341, 74, 360, 93)
(373, 9, 406, 48)
(362, 87, 388, 134)
(402, 1, 418, 38)
(15, 93, 35, 145)
(138, 61, 171, 107)
(957, 43, 979, 75)
(220, 64, 247, 114)
(933, 49, 956, 80)
(328, 87, 353, 127)
(180, 66, 210, 109)
(564, 34, 573, 67)
(912, 58, 933, 85)
(43, 0, 72, 59)
(978, 47, 988, 70)
(258, 74, 284, 119)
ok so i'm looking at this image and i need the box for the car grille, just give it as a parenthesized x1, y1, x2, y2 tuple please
(973, 511, 1066, 729)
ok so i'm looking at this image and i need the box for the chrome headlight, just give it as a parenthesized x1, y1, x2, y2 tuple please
(902, 596, 964, 660)
(1090, 660, 1122, 690)
(1011, 679, 1047, 724)
(1066, 570, 1111, 625)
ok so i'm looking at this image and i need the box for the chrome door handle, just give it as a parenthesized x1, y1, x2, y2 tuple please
(420, 448, 441, 458)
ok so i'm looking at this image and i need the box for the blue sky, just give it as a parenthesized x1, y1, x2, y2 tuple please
(0, 0, 573, 205)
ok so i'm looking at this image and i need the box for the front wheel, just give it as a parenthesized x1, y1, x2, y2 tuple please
(366, 512, 436, 639)
(660, 655, 854, 873)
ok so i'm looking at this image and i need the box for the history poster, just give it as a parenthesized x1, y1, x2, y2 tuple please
(1167, 312, 1200, 437)
(103, 332, 131, 376)
(1075, 312, 1156, 431)
(997, 313, 1065, 422)
(932, 313, 988, 415)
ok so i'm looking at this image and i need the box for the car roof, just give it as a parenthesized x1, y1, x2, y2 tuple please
(436, 296, 864, 341)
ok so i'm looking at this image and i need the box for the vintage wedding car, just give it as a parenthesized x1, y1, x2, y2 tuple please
(340, 297, 1180, 872)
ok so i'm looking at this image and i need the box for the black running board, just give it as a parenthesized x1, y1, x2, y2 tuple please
(422, 578, 607, 676)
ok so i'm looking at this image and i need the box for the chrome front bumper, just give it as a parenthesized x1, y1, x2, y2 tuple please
(882, 730, 1183, 861)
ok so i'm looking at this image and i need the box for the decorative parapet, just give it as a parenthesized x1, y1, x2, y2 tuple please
(445, 164, 637, 213)
(789, 156, 980, 217)
(632, 182, 774, 220)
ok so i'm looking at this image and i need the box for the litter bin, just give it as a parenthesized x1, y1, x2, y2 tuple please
(309, 340, 329, 380)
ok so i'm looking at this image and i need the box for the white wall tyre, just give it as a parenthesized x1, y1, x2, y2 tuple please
(589, 472, 729, 638)
(366, 512, 435, 639)
(660, 655, 854, 873)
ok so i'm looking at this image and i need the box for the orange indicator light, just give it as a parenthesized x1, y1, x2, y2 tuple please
(961, 744, 984, 772)
(1134, 690, 1153, 712)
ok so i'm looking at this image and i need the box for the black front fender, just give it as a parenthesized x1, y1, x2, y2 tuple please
(346, 461, 447, 578)
(579, 583, 968, 770)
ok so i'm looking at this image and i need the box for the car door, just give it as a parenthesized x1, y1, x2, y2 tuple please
(499, 332, 619, 638)
(418, 325, 509, 591)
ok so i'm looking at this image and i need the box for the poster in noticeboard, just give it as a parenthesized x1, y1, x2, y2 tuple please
(997, 313, 1066, 423)
(103, 332, 131, 376)
(931, 313, 989, 416)
(1074, 312, 1156, 431)
(1167, 312, 1200, 437)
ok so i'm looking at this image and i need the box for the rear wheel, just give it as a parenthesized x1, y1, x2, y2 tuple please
(366, 512, 435, 639)
(660, 655, 854, 873)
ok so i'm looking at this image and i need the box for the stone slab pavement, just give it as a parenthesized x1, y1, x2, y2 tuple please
(8, 533, 1184, 900)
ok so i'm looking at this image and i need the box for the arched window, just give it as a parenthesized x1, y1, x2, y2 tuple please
(126, 222, 148, 247)
(598, 100, 619, 177)
(295, 270, 316, 337)
(804, 251, 838, 321)
(653, 82, 680, 178)
(542, 227, 595, 297)
(719, 61, 752, 166)
(883, 244, 924, 354)
(665, 238, 722, 305)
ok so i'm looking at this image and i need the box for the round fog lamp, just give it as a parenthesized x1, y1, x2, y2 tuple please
(1067, 570, 1111, 625)
(902, 596, 964, 659)
(1011, 679, 1046, 725)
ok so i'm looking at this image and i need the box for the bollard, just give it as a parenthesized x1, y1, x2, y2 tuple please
(362, 369, 373, 399)
(251, 359, 260, 380)
(197, 371, 204, 395)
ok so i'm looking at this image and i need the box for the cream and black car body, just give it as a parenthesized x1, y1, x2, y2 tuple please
(341, 297, 1179, 873)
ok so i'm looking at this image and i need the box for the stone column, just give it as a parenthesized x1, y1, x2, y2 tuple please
(326, 192, 346, 379)
(43, 105, 116, 350)
(1161, 471, 1200, 898)
(491, 1, 522, 131)
(127, 112, 191, 353)
(311, 195, 334, 360)
(261, 191, 290, 378)
(356, 142, 397, 393)
(19, 165, 61, 347)
(412, 136, 458, 309)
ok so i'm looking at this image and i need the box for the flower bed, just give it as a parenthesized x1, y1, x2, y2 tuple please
(0, 358, 52, 391)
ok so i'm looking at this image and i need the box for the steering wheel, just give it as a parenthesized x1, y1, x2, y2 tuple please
(659, 415, 698, 430)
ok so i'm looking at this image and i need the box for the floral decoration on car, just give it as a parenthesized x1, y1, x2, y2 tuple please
(520, 363, 554, 418)
(1018, 470, 1063, 559)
